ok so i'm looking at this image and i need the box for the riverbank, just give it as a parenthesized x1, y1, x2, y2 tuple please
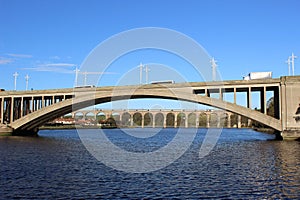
(40, 125, 275, 132)
(253, 127, 276, 134)
(40, 124, 118, 130)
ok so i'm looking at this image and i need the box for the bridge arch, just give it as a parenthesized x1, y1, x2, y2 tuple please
(85, 112, 95, 120)
(199, 113, 207, 127)
(154, 113, 164, 127)
(10, 89, 282, 133)
(144, 112, 153, 127)
(177, 113, 186, 127)
(133, 112, 142, 127)
(188, 113, 197, 128)
(96, 112, 106, 122)
(166, 113, 175, 128)
(112, 112, 121, 122)
(74, 112, 84, 120)
(209, 112, 218, 127)
(121, 112, 131, 126)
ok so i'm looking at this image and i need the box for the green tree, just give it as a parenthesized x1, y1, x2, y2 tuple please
(198, 113, 207, 127)
(106, 117, 117, 127)
(166, 113, 175, 127)
(133, 113, 142, 126)
(177, 113, 186, 127)
(144, 113, 153, 127)
(267, 97, 274, 117)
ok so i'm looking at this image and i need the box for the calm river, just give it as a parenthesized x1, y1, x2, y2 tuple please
(0, 128, 299, 199)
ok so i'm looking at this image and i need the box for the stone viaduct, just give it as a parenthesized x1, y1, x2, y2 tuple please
(71, 109, 247, 129)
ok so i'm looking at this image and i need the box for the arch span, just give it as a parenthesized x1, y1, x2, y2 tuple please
(10, 88, 282, 132)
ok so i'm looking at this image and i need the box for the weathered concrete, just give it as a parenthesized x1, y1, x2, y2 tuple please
(279, 76, 300, 140)
(281, 130, 300, 140)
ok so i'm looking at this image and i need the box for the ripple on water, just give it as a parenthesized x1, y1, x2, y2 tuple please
(0, 129, 299, 199)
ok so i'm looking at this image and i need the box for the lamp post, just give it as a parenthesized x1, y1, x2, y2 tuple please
(74, 67, 80, 87)
(210, 57, 217, 81)
(13, 72, 19, 91)
(291, 53, 297, 76)
(286, 56, 291, 76)
(25, 74, 30, 91)
(139, 63, 143, 84)
(144, 65, 150, 84)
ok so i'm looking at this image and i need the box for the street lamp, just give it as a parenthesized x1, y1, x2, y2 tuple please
(13, 72, 19, 91)
(25, 74, 30, 91)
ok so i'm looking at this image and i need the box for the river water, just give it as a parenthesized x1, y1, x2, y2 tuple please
(0, 128, 299, 199)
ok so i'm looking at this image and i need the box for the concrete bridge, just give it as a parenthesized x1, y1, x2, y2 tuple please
(1, 76, 300, 140)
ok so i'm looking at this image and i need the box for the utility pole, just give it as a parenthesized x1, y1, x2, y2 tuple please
(210, 57, 217, 81)
(291, 53, 297, 76)
(144, 65, 150, 84)
(286, 56, 291, 76)
(139, 63, 143, 84)
(25, 74, 29, 91)
(13, 72, 18, 91)
(83, 71, 88, 86)
(74, 67, 80, 87)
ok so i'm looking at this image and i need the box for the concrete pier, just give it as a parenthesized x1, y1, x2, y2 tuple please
(281, 130, 300, 141)
(0, 124, 13, 136)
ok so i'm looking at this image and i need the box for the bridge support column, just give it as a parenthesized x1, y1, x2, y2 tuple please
(33, 98, 37, 112)
(227, 113, 231, 128)
(31, 97, 34, 112)
(237, 115, 241, 128)
(10, 97, 14, 123)
(219, 88, 223, 100)
(206, 114, 210, 128)
(130, 115, 133, 127)
(233, 88, 237, 104)
(217, 114, 220, 128)
(246, 88, 252, 127)
(19, 97, 24, 118)
(153, 115, 156, 128)
(41, 96, 44, 108)
(163, 117, 166, 128)
(185, 114, 188, 128)
(279, 76, 300, 140)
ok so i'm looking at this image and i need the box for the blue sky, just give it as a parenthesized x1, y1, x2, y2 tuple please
(0, 0, 299, 96)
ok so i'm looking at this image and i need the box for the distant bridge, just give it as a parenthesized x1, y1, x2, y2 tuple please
(1, 76, 300, 140)
(70, 109, 244, 128)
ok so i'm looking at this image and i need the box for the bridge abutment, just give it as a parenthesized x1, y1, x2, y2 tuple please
(280, 130, 300, 141)
(0, 124, 13, 136)
(280, 76, 300, 140)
